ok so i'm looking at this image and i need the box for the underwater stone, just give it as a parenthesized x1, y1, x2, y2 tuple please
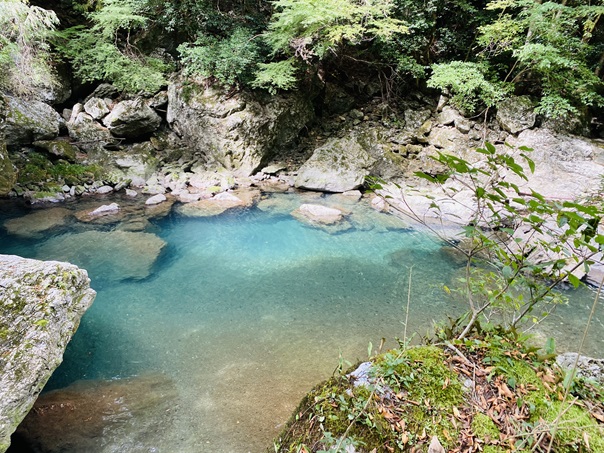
(37, 230, 166, 281)
(4, 208, 71, 238)
(0, 255, 96, 453)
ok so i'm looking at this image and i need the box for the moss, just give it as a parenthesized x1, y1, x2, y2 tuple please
(540, 402, 604, 452)
(472, 412, 500, 446)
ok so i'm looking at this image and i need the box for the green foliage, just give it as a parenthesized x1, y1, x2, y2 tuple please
(255, 0, 407, 92)
(427, 61, 511, 114)
(54, 0, 170, 94)
(373, 143, 604, 339)
(252, 59, 298, 94)
(178, 27, 261, 86)
(0, 0, 59, 96)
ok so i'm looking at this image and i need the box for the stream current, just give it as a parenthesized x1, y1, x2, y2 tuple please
(1, 191, 603, 452)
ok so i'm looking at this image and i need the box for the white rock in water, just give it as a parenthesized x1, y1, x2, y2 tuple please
(299, 203, 342, 218)
(145, 194, 167, 205)
(213, 192, 242, 203)
(125, 189, 138, 198)
(90, 203, 119, 215)
(96, 185, 113, 194)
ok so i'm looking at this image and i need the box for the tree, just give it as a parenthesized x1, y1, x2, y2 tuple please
(55, 0, 171, 94)
(0, 0, 59, 96)
(427, 0, 604, 118)
(371, 143, 604, 339)
(253, 0, 408, 92)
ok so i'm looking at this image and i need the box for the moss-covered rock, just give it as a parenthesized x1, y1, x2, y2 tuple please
(0, 255, 96, 453)
(274, 331, 604, 452)
(3, 95, 64, 146)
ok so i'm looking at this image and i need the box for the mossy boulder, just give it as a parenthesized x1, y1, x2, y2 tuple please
(274, 331, 604, 452)
(33, 139, 79, 162)
(0, 255, 96, 453)
(3, 95, 64, 146)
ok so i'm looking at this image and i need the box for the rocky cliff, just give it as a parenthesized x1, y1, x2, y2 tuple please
(0, 255, 96, 452)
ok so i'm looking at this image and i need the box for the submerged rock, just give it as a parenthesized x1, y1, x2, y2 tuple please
(3, 208, 71, 238)
(14, 373, 177, 453)
(0, 255, 96, 452)
(37, 230, 166, 281)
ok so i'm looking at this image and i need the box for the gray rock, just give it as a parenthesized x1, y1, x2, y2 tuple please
(84, 97, 110, 120)
(103, 99, 161, 138)
(167, 82, 314, 176)
(125, 189, 138, 198)
(496, 96, 536, 134)
(323, 83, 356, 115)
(33, 139, 79, 162)
(427, 127, 466, 150)
(3, 95, 64, 145)
(556, 353, 604, 386)
(0, 255, 96, 452)
(455, 118, 473, 134)
(145, 194, 167, 205)
(95, 185, 114, 195)
(295, 135, 377, 192)
(67, 112, 114, 153)
(86, 84, 119, 102)
(436, 106, 462, 126)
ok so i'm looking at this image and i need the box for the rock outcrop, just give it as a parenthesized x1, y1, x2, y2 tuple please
(496, 96, 536, 134)
(167, 82, 314, 176)
(0, 255, 96, 453)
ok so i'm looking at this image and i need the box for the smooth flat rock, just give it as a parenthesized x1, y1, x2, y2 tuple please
(0, 255, 95, 452)
(36, 230, 166, 281)
(3, 208, 71, 238)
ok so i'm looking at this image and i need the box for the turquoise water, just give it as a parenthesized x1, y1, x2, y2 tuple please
(1, 193, 603, 452)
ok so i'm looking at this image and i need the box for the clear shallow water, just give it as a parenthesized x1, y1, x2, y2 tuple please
(1, 193, 603, 453)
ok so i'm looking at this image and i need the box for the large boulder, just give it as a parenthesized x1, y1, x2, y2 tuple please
(167, 82, 314, 176)
(103, 99, 161, 138)
(295, 134, 377, 192)
(0, 255, 96, 452)
(66, 111, 114, 154)
(3, 95, 64, 145)
(4, 208, 71, 238)
(496, 96, 536, 134)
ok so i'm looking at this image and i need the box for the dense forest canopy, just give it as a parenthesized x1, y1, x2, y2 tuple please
(2, 0, 604, 118)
